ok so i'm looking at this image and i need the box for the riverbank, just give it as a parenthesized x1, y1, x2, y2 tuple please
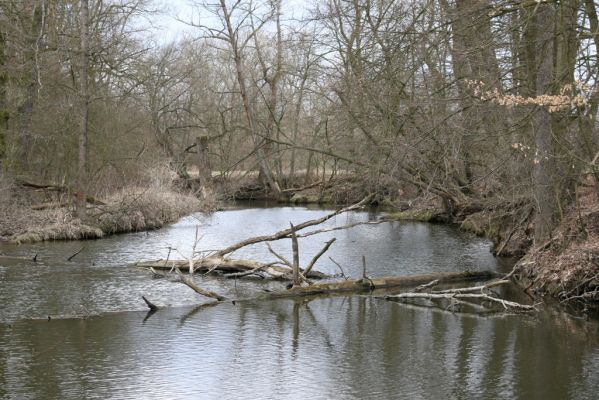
(0, 176, 205, 244)
(513, 185, 599, 311)
(4, 169, 598, 311)
(223, 173, 599, 311)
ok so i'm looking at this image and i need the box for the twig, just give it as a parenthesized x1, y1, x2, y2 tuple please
(303, 238, 336, 277)
(432, 280, 510, 294)
(297, 220, 387, 238)
(266, 243, 292, 267)
(496, 206, 533, 256)
(415, 279, 439, 292)
(149, 267, 166, 279)
(386, 292, 536, 312)
(568, 272, 599, 295)
(224, 263, 278, 278)
(213, 194, 373, 257)
(329, 256, 348, 280)
(142, 296, 159, 311)
(67, 247, 85, 261)
(175, 268, 228, 301)
(281, 179, 327, 194)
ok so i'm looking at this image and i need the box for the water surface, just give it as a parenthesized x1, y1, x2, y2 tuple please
(1, 204, 598, 399)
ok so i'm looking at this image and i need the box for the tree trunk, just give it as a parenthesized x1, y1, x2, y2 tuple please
(530, 4, 557, 244)
(219, 0, 281, 197)
(16, 2, 44, 171)
(0, 28, 8, 164)
(77, 0, 89, 220)
(196, 135, 212, 186)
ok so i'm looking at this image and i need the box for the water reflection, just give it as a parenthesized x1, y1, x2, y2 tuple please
(2, 205, 596, 399)
(0, 206, 508, 322)
(2, 298, 598, 399)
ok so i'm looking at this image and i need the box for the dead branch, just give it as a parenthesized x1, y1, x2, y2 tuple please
(281, 179, 327, 194)
(290, 222, 300, 287)
(224, 263, 277, 278)
(329, 256, 348, 280)
(138, 258, 329, 280)
(495, 206, 534, 256)
(415, 279, 439, 292)
(267, 242, 291, 267)
(255, 270, 501, 300)
(149, 267, 165, 279)
(18, 179, 107, 205)
(296, 220, 387, 238)
(432, 279, 510, 294)
(142, 295, 159, 311)
(303, 238, 336, 277)
(67, 246, 85, 261)
(212, 194, 373, 257)
(385, 292, 536, 312)
(175, 268, 228, 301)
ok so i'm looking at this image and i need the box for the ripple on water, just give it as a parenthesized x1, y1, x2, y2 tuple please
(6, 207, 598, 399)
(0, 207, 504, 321)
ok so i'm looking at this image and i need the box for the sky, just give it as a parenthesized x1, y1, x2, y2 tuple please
(146, 0, 312, 44)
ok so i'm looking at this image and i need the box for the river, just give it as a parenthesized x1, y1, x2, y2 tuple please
(1, 203, 598, 399)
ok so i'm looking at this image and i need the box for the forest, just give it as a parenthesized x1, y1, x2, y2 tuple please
(0, 0, 598, 307)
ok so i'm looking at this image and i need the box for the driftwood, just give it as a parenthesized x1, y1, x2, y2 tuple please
(136, 195, 375, 281)
(137, 258, 329, 279)
(384, 278, 537, 313)
(254, 270, 502, 300)
(385, 292, 536, 312)
(142, 269, 504, 311)
(175, 269, 228, 301)
(140, 195, 532, 314)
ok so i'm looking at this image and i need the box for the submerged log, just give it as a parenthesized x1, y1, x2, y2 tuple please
(136, 257, 330, 279)
(0, 254, 39, 263)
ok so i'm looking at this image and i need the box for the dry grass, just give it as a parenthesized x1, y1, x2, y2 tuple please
(93, 187, 200, 235)
(0, 165, 204, 243)
(12, 221, 104, 244)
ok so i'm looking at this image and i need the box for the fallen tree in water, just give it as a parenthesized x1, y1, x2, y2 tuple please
(140, 195, 535, 314)
(136, 195, 378, 280)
